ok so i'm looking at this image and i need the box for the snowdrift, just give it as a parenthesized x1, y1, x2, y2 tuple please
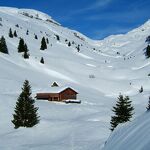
(103, 112, 150, 150)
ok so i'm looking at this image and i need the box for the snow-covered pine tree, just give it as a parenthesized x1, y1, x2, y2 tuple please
(146, 36, 150, 43)
(40, 57, 44, 64)
(26, 30, 29, 35)
(12, 80, 40, 129)
(40, 37, 47, 50)
(14, 30, 17, 37)
(146, 45, 150, 58)
(34, 34, 38, 39)
(146, 96, 150, 111)
(15, 24, 19, 28)
(51, 82, 59, 87)
(23, 44, 29, 59)
(55, 34, 60, 41)
(110, 94, 134, 131)
(9, 28, 13, 38)
(77, 44, 80, 52)
(0, 36, 9, 54)
(139, 86, 143, 93)
(18, 38, 25, 53)
(46, 38, 49, 44)
(68, 41, 71, 47)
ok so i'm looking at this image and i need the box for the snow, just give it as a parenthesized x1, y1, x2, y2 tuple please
(102, 112, 150, 150)
(77, 53, 94, 59)
(63, 99, 81, 104)
(0, 6, 150, 150)
(36, 86, 78, 93)
(86, 64, 97, 67)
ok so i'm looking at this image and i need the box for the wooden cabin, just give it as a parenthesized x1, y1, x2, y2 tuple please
(36, 87, 78, 102)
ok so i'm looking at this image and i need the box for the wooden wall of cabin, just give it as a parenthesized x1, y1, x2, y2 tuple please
(59, 89, 77, 100)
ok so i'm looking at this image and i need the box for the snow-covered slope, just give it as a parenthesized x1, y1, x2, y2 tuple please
(0, 6, 150, 150)
(103, 112, 150, 150)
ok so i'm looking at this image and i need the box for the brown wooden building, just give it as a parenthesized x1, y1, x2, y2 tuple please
(36, 87, 78, 102)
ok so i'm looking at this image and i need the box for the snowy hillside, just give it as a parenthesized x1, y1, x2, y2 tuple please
(0, 6, 150, 150)
(103, 112, 150, 150)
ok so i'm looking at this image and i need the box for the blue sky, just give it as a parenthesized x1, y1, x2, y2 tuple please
(0, 0, 150, 39)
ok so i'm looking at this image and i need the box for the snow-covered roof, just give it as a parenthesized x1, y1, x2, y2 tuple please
(37, 86, 78, 94)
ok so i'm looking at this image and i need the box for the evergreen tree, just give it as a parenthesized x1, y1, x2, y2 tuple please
(26, 30, 29, 35)
(139, 86, 143, 93)
(18, 38, 25, 53)
(77, 45, 80, 52)
(110, 94, 134, 131)
(12, 80, 40, 129)
(55, 34, 60, 41)
(14, 30, 17, 37)
(146, 96, 150, 111)
(15, 24, 19, 28)
(34, 34, 38, 40)
(146, 45, 150, 58)
(9, 28, 13, 38)
(0, 36, 8, 54)
(23, 44, 29, 59)
(40, 37, 47, 50)
(51, 82, 59, 87)
(146, 36, 150, 43)
(40, 57, 44, 64)
(68, 41, 71, 47)
(46, 38, 49, 44)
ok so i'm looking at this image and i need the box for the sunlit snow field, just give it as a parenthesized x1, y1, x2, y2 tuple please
(0, 7, 150, 150)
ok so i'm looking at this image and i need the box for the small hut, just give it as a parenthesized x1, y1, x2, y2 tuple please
(36, 86, 78, 102)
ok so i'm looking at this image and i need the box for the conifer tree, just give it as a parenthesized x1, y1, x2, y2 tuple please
(34, 34, 38, 40)
(110, 94, 134, 131)
(23, 44, 29, 59)
(26, 30, 29, 35)
(12, 80, 40, 129)
(55, 34, 60, 41)
(146, 45, 150, 58)
(139, 86, 143, 93)
(51, 82, 59, 87)
(68, 41, 71, 47)
(146, 36, 150, 43)
(9, 28, 13, 38)
(14, 30, 17, 37)
(77, 45, 80, 52)
(18, 38, 25, 53)
(0, 36, 8, 54)
(40, 57, 44, 64)
(46, 38, 49, 44)
(40, 37, 47, 50)
(15, 24, 19, 28)
(23, 50, 29, 59)
(146, 96, 150, 111)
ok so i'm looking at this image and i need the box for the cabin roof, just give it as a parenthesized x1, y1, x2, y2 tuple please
(37, 86, 78, 94)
